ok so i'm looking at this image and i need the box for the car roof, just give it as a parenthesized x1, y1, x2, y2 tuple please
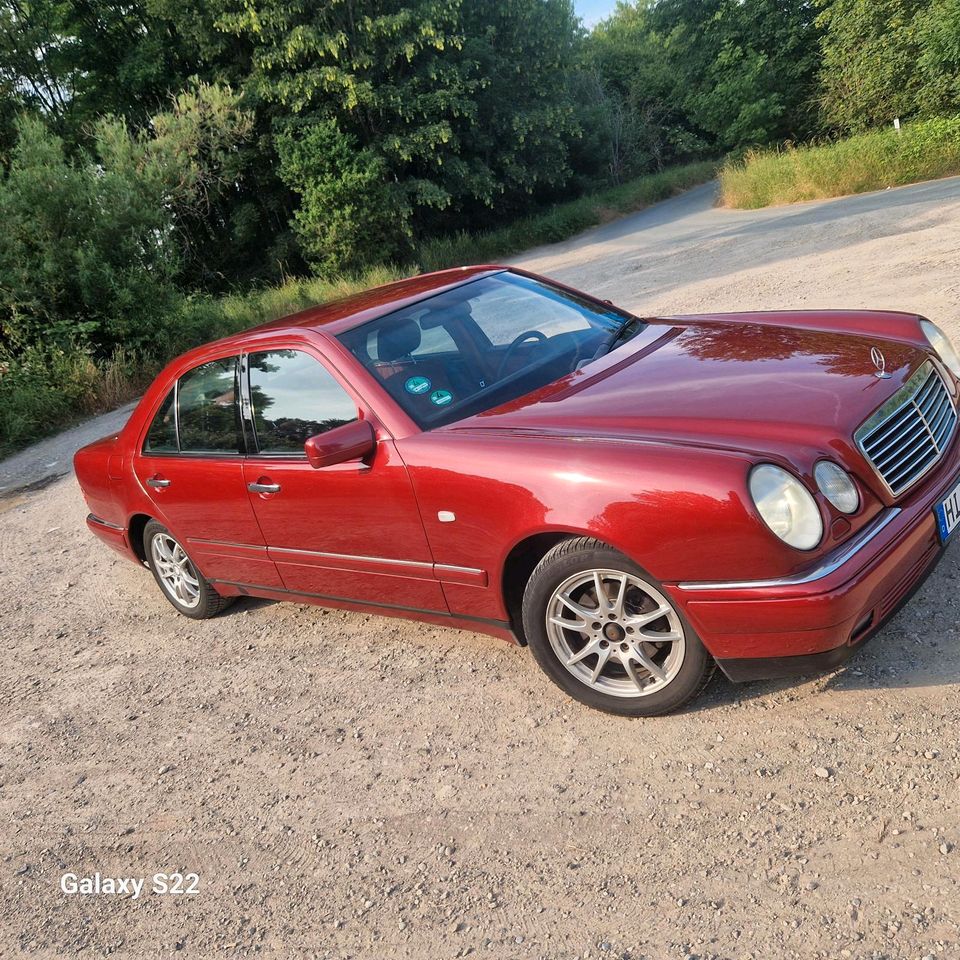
(227, 265, 508, 348)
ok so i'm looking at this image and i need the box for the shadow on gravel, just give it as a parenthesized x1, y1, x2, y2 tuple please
(685, 539, 960, 712)
(220, 596, 278, 617)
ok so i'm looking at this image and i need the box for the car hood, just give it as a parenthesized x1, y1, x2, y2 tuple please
(451, 317, 931, 458)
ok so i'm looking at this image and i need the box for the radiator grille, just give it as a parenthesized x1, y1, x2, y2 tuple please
(856, 361, 957, 496)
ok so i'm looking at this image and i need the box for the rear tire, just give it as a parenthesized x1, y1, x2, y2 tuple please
(522, 537, 714, 716)
(143, 520, 232, 619)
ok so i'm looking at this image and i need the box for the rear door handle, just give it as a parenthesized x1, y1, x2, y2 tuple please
(146, 476, 171, 488)
(248, 482, 281, 494)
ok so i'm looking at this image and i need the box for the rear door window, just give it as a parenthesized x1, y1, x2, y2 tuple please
(177, 357, 243, 454)
(144, 389, 177, 452)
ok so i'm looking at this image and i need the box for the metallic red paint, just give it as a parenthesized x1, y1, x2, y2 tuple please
(74, 266, 959, 679)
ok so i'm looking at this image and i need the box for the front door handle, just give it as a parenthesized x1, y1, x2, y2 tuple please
(248, 482, 281, 494)
(146, 476, 171, 488)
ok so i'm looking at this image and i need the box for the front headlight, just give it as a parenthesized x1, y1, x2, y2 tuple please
(749, 463, 823, 550)
(814, 461, 860, 514)
(920, 319, 960, 378)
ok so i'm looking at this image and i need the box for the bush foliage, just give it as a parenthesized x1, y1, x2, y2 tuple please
(719, 115, 960, 208)
(5, 0, 960, 453)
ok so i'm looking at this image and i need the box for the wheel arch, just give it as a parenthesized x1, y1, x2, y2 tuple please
(127, 512, 153, 564)
(501, 531, 584, 644)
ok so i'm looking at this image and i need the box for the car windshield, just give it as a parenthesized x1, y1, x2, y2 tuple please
(336, 272, 643, 429)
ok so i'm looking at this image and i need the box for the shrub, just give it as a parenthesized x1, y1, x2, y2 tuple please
(276, 120, 409, 275)
(0, 87, 253, 358)
(719, 115, 960, 209)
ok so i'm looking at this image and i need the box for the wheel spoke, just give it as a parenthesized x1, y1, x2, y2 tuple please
(590, 647, 611, 683)
(624, 604, 671, 629)
(593, 572, 608, 612)
(567, 638, 601, 666)
(611, 574, 628, 618)
(636, 626, 682, 644)
(629, 647, 667, 682)
(623, 657, 647, 692)
(549, 614, 587, 631)
(557, 592, 599, 622)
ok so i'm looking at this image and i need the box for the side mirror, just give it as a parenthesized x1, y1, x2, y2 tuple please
(304, 420, 375, 469)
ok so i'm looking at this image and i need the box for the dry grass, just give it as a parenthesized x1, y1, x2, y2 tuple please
(720, 115, 960, 209)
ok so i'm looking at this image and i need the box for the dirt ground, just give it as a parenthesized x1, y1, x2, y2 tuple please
(3, 179, 960, 959)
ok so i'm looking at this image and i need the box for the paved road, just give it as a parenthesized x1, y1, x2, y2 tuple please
(5, 175, 960, 495)
(0, 402, 136, 496)
(514, 175, 960, 317)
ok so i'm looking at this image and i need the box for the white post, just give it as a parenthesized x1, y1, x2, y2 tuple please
(893, 117, 901, 133)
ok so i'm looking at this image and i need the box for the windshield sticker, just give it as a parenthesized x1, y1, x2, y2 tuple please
(404, 376, 432, 395)
(429, 389, 453, 407)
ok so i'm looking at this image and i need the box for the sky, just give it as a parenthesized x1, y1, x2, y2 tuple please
(575, 0, 618, 27)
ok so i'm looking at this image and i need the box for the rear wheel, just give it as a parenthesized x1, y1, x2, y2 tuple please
(143, 520, 232, 619)
(522, 537, 714, 716)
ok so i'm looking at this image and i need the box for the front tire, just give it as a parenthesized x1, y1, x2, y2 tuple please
(522, 537, 714, 716)
(143, 520, 232, 619)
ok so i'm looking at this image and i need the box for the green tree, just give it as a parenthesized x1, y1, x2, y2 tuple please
(916, 0, 960, 117)
(276, 119, 405, 272)
(651, 0, 820, 149)
(218, 0, 582, 270)
(585, 1, 818, 160)
(0, 0, 296, 287)
(815, 0, 928, 133)
(452, 0, 581, 225)
(0, 84, 252, 355)
(217, 0, 474, 268)
(584, 1, 702, 177)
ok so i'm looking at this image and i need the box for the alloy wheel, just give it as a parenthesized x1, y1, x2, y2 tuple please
(545, 568, 686, 698)
(150, 532, 201, 609)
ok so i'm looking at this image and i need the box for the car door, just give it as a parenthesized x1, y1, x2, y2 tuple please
(133, 354, 284, 588)
(239, 346, 448, 614)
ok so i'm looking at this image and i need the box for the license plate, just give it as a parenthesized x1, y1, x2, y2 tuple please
(934, 476, 960, 543)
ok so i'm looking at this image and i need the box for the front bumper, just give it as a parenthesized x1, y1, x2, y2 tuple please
(670, 462, 957, 682)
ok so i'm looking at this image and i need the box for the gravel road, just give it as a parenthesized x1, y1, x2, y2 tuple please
(3, 179, 960, 959)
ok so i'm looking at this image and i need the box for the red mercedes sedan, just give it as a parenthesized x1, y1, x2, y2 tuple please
(74, 266, 960, 715)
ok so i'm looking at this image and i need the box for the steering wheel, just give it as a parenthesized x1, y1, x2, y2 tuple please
(496, 330, 547, 379)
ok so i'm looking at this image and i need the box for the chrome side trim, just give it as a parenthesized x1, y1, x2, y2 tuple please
(434, 563, 488, 587)
(87, 513, 125, 531)
(677, 508, 902, 591)
(270, 546, 433, 569)
(187, 539, 487, 583)
(434, 563, 484, 576)
(187, 537, 267, 550)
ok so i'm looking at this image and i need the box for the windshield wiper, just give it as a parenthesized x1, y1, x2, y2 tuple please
(599, 316, 643, 357)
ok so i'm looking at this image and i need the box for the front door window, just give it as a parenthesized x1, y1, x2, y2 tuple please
(247, 350, 357, 454)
